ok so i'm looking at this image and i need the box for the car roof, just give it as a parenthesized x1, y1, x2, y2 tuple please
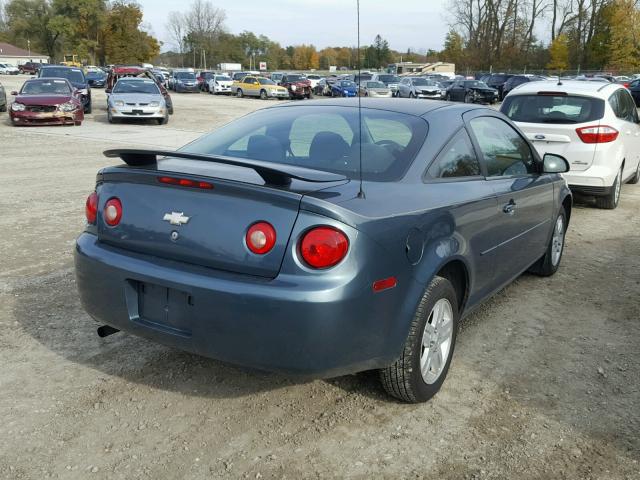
(509, 79, 622, 98)
(266, 98, 480, 117)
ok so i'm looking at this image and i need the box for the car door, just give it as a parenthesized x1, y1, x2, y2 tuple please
(466, 112, 555, 286)
(243, 77, 258, 96)
(629, 79, 640, 106)
(422, 128, 501, 304)
(614, 89, 640, 179)
(449, 81, 465, 101)
(399, 78, 409, 98)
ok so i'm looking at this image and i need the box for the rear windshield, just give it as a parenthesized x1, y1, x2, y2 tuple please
(258, 78, 276, 85)
(113, 79, 160, 94)
(181, 106, 428, 182)
(464, 81, 488, 88)
(501, 94, 605, 124)
(40, 67, 85, 84)
(377, 75, 398, 83)
(215, 75, 231, 81)
(285, 75, 303, 82)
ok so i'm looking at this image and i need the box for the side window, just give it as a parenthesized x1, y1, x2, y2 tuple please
(618, 90, 638, 123)
(427, 129, 481, 179)
(469, 117, 536, 177)
(608, 92, 621, 118)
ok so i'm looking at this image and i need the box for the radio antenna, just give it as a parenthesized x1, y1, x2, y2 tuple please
(356, 0, 365, 199)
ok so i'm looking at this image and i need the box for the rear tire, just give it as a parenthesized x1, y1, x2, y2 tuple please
(529, 207, 566, 277)
(260, 89, 268, 100)
(380, 276, 458, 403)
(628, 161, 640, 184)
(595, 167, 622, 209)
(236, 89, 243, 98)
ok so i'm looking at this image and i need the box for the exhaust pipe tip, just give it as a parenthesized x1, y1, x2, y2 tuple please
(97, 325, 120, 338)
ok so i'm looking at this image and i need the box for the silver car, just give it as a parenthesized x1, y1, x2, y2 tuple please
(107, 78, 168, 125)
(359, 80, 392, 98)
(371, 73, 400, 96)
(398, 77, 446, 99)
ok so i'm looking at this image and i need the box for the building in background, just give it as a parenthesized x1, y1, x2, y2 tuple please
(388, 62, 456, 78)
(0, 43, 50, 67)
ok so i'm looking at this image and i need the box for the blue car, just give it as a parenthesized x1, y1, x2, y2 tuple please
(331, 80, 358, 97)
(75, 99, 572, 403)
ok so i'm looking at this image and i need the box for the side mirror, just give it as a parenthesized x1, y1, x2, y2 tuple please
(10, 91, 18, 96)
(543, 153, 570, 173)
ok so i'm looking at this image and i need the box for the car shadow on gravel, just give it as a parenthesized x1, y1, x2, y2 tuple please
(11, 269, 388, 401)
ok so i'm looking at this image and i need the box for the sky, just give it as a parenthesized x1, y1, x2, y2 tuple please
(136, 0, 451, 53)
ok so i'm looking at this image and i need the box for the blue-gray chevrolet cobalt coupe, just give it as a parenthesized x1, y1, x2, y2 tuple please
(75, 99, 572, 403)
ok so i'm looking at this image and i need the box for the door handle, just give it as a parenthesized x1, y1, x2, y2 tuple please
(503, 200, 517, 215)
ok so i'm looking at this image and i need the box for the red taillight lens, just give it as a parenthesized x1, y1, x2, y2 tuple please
(246, 222, 276, 255)
(576, 125, 619, 144)
(300, 226, 349, 269)
(104, 198, 122, 226)
(85, 192, 98, 224)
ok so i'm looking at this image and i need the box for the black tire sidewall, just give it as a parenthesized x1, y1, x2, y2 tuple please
(408, 277, 459, 402)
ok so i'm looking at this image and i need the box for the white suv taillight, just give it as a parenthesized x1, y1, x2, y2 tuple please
(576, 125, 619, 144)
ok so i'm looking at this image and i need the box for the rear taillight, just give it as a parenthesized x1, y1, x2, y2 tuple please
(104, 198, 122, 226)
(85, 192, 98, 224)
(576, 125, 619, 144)
(246, 222, 276, 255)
(300, 226, 349, 269)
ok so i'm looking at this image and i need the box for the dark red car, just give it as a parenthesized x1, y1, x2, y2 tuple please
(9, 78, 84, 126)
(18, 62, 42, 75)
(106, 66, 173, 114)
(280, 74, 313, 99)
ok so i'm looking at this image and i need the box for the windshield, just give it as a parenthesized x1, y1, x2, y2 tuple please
(412, 78, 436, 86)
(175, 72, 196, 80)
(258, 78, 276, 85)
(21, 79, 71, 95)
(215, 75, 231, 81)
(377, 75, 399, 83)
(367, 81, 386, 89)
(181, 106, 428, 182)
(340, 81, 356, 88)
(464, 81, 489, 88)
(40, 67, 85, 84)
(113, 79, 160, 95)
(86, 72, 106, 79)
(501, 94, 605, 124)
(285, 75, 303, 82)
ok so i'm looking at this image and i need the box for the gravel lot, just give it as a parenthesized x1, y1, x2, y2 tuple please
(1, 74, 639, 480)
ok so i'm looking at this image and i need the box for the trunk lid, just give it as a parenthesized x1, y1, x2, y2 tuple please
(96, 162, 346, 278)
(517, 121, 598, 171)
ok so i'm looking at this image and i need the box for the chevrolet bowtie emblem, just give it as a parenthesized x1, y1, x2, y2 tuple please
(163, 212, 190, 226)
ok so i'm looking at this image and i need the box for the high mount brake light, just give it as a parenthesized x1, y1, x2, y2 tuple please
(576, 125, 619, 144)
(246, 222, 276, 255)
(86, 192, 98, 224)
(158, 176, 214, 190)
(299, 226, 349, 269)
(104, 198, 123, 226)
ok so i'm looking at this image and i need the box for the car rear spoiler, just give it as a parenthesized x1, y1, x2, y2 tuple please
(104, 149, 347, 186)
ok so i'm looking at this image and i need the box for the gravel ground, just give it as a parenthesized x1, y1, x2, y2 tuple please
(0, 74, 639, 480)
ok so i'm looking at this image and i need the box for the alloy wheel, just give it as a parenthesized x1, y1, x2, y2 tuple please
(420, 298, 454, 385)
(551, 215, 565, 266)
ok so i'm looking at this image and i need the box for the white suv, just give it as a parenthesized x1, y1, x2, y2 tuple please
(501, 80, 640, 209)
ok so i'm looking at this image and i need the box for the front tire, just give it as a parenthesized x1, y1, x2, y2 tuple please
(260, 89, 268, 100)
(596, 166, 622, 209)
(529, 207, 567, 276)
(380, 276, 458, 403)
(237, 89, 243, 98)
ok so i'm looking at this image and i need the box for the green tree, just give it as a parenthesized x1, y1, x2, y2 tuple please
(442, 29, 465, 66)
(51, 0, 106, 64)
(546, 34, 570, 71)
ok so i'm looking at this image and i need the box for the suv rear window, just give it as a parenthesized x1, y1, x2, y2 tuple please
(181, 106, 428, 182)
(501, 94, 605, 124)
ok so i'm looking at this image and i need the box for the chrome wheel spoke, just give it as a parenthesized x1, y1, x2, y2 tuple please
(419, 298, 454, 385)
(438, 320, 453, 343)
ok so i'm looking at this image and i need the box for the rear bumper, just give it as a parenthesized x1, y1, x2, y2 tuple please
(74, 233, 416, 377)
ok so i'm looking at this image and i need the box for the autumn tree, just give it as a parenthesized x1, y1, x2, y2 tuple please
(101, 1, 159, 64)
(546, 34, 570, 71)
(605, 0, 640, 72)
(291, 44, 319, 70)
